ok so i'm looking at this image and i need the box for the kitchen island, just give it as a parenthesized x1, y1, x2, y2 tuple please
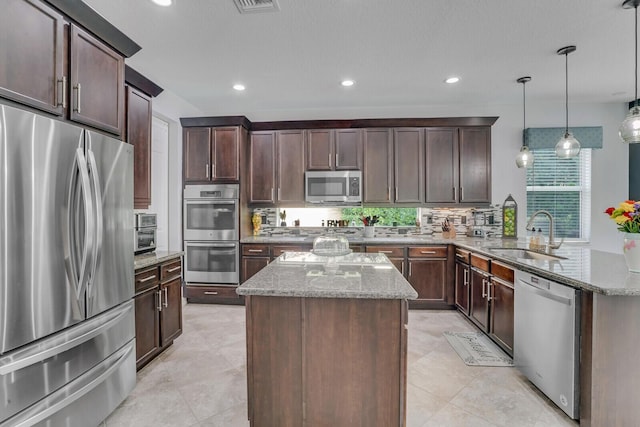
(236, 252, 417, 427)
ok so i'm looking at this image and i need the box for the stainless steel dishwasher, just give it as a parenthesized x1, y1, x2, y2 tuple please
(514, 270, 580, 420)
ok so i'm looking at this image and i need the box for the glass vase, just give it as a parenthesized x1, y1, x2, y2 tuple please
(623, 233, 640, 273)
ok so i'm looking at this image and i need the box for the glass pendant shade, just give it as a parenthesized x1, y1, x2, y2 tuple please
(555, 131, 581, 158)
(620, 106, 640, 143)
(515, 146, 534, 168)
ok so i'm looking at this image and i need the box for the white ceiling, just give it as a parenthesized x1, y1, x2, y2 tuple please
(85, 0, 634, 120)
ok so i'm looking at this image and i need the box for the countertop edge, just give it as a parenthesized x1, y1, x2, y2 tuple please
(134, 251, 184, 271)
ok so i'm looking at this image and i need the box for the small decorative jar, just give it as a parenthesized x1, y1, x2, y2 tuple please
(252, 213, 261, 236)
(502, 194, 518, 239)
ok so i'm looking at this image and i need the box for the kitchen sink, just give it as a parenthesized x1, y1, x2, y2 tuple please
(487, 247, 567, 261)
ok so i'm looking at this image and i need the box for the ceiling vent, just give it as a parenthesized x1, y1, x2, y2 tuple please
(233, 0, 280, 13)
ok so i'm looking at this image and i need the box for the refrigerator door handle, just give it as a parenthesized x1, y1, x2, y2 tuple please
(73, 147, 94, 305)
(87, 149, 103, 291)
(0, 301, 132, 376)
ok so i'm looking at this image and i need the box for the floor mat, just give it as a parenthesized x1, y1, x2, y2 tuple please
(443, 331, 513, 367)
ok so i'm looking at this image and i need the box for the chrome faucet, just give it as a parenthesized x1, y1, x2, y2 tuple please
(525, 210, 563, 250)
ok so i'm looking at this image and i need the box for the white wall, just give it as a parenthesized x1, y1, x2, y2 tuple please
(149, 90, 629, 254)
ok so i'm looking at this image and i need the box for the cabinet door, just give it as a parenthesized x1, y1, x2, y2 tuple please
(249, 131, 276, 203)
(335, 129, 362, 170)
(69, 25, 124, 136)
(306, 129, 333, 170)
(213, 127, 240, 181)
(134, 286, 160, 369)
(455, 262, 470, 315)
(394, 128, 424, 203)
(183, 127, 212, 183)
(407, 259, 447, 304)
(160, 277, 183, 347)
(425, 128, 458, 203)
(0, 0, 65, 115)
(127, 86, 152, 209)
(389, 258, 405, 276)
(469, 268, 490, 330)
(242, 256, 270, 282)
(276, 130, 305, 204)
(459, 127, 491, 204)
(489, 277, 514, 354)
(363, 129, 393, 204)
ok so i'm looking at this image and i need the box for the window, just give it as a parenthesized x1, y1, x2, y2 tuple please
(526, 149, 591, 241)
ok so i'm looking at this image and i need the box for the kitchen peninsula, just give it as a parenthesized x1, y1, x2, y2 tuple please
(237, 252, 417, 427)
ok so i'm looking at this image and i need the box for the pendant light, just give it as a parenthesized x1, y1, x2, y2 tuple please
(620, 0, 640, 143)
(515, 76, 534, 168)
(555, 45, 581, 158)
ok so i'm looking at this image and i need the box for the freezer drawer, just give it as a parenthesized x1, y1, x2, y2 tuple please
(0, 300, 135, 423)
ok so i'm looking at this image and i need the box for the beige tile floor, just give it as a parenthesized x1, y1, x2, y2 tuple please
(105, 303, 578, 427)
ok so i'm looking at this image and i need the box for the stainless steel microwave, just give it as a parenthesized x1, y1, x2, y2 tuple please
(305, 171, 362, 204)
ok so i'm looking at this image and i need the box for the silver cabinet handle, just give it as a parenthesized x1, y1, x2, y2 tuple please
(73, 83, 81, 113)
(205, 164, 209, 178)
(388, 187, 391, 201)
(453, 187, 457, 200)
(400, 262, 404, 275)
(329, 153, 332, 168)
(378, 250, 393, 254)
(57, 76, 67, 108)
(157, 290, 162, 312)
(335, 153, 338, 168)
(163, 287, 169, 308)
(486, 280, 493, 301)
(481, 279, 487, 298)
(463, 268, 469, 286)
(248, 249, 264, 253)
(395, 187, 398, 202)
(277, 188, 280, 200)
(420, 250, 437, 254)
(204, 291, 219, 295)
(167, 266, 181, 273)
(271, 188, 274, 201)
(460, 187, 464, 201)
(409, 262, 412, 277)
(212, 163, 216, 178)
(139, 275, 157, 283)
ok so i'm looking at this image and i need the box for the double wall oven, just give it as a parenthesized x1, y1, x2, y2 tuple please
(183, 184, 240, 285)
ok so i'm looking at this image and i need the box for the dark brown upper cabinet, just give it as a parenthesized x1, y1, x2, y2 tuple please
(70, 24, 124, 136)
(0, 0, 66, 116)
(306, 129, 362, 171)
(183, 127, 241, 184)
(363, 128, 424, 204)
(249, 130, 305, 205)
(126, 86, 152, 209)
(425, 127, 491, 205)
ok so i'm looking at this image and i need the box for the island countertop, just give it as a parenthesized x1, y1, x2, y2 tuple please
(236, 251, 418, 300)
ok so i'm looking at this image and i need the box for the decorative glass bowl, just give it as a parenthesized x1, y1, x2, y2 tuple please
(311, 235, 352, 257)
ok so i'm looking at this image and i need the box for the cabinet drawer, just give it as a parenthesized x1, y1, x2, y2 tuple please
(365, 246, 404, 257)
(408, 246, 448, 258)
(455, 248, 470, 264)
(242, 244, 270, 256)
(135, 266, 160, 294)
(350, 244, 364, 253)
(491, 260, 514, 284)
(160, 258, 182, 282)
(185, 285, 241, 301)
(272, 245, 310, 258)
(470, 253, 491, 272)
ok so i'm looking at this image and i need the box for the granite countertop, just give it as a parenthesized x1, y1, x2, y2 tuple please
(241, 234, 640, 296)
(236, 252, 419, 300)
(134, 250, 184, 271)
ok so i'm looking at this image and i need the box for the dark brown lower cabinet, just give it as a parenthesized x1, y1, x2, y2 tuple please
(455, 259, 470, 315)
(407, 246, 452, 309)
(245, 295, 408, 427)
(134, 256, 183, 370)
(184, 284, 244, 304)
(488, 261, 514, 355)
(469, 253, 491, 330)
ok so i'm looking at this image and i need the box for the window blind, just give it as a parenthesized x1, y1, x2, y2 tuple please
(526, 149, 591, 241)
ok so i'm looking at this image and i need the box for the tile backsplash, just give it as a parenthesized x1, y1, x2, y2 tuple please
(249, 206, 504, 238)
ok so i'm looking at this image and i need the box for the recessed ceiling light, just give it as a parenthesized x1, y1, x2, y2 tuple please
(445, 77, 460, 84)
(341, 80, 355, 87)
(151, 0, 172, 6)
(233, 84, 246, 91)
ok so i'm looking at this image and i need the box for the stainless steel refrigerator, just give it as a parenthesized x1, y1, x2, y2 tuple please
(0, 103, 135, 426)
